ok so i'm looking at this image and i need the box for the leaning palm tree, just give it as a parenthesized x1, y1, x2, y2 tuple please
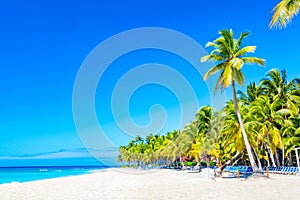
(201, 29, 265, 172)
(270, 0, 300, 28)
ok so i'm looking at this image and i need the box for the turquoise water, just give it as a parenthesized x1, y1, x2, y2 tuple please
(0, 166, 109, 184)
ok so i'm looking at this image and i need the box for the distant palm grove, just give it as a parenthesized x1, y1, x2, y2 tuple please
(118, 29, 300, 172)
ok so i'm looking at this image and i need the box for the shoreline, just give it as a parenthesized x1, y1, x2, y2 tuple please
(0, 166, 111, 185)
(0, 168, 300, 199)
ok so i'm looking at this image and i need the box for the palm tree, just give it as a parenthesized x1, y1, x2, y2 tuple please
(183, 121, 203, 164)
(222, 101, 246, 160)
(201, 29, 265, 172)
(206, 111, 225, 166)
(159, 130, 181, 164)
(270, 0, 300, 28)
(282, 115, 300, 165)
(249, 95, 284, 167)
(260, 69, 300, 165)
(194, 106, 213, 165)
(261, 69, 300, 116)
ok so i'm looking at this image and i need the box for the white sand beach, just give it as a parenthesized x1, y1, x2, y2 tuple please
(0, 168, 299, 200)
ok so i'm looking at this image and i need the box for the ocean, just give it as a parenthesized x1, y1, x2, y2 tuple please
(0, 166, 109, 184)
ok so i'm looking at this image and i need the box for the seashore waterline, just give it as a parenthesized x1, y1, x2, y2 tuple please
(0, 166, 111, 184)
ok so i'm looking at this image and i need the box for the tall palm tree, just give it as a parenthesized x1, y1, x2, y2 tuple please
(201, 29, 265, 172)
(270, 0, 300, 28)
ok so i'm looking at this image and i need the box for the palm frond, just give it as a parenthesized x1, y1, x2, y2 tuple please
(203, 63, 226, 80)
(270, 1, 290, 28)
(205, 41, 218, 48)
(270, 0, 300, 28)
(214, 74, 224, 93)
(276, 108, 293, 116)
(218, 29, 235, 55)
(222, 64, 233, 88)
(242, 57, 266, 66)
(233, 68, 245, 86)
(213, 37, 231, 57)
(201, 54, 226, 62)
(236, 32, 250, 50)
(236, 46, 256, 57)
(289, 94, 300, 104)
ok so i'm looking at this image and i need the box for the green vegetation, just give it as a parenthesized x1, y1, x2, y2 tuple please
(117, 29, 300, 172)
(118, 68, 300, 171)
(270, 0, 300, 28)
(201, 29, 265, 172)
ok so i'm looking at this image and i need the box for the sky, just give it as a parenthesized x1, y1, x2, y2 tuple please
(0, 0, 300, 166)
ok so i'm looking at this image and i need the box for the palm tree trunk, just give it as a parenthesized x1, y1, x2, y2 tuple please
(232, 157, 242, 166)
(282, 148, 285, 166)
(275, 151, 280, 166)
(267, 147, 276, 167)
(267, 158, 270, 167)
(232, 81, 259, 172)
(215, 152, 241, 177)
(205, 153, 210, 167)
(253, 148, 262, 170)
(266, 132, 276, 167)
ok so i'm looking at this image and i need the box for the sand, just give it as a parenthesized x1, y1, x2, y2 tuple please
(0, 168, 299, 200)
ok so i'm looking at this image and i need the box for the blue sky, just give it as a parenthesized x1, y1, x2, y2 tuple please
(0, 0, 300, 166)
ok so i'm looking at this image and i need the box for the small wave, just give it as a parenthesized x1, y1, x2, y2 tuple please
(90, 169, 107, 173)
(9, 181, 21, 185)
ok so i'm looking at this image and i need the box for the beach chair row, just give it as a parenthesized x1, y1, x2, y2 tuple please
(200, 166, 217, 170)
(262, 166, 299, 175)
(223, 166, 253, 174)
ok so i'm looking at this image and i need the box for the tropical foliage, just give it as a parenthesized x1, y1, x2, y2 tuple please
(118, 29, 300, 172)
(118, 69, 300, 170)
(270, 0, 300, 28)
(201, 29, 265, 172)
